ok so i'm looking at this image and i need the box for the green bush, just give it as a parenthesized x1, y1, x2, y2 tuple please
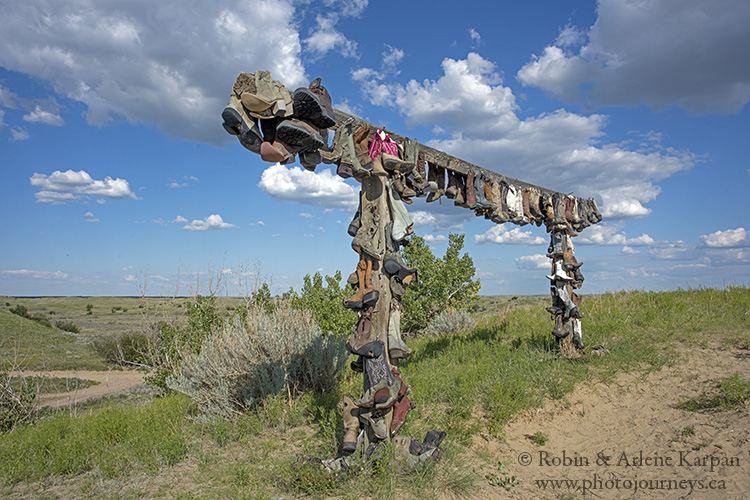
(146, 295, 226, 390)
(401, 233, 480, 333)
(167, 302, 348, 419)
(54, 320, 81, 333)
(93, 332, 150, 366)
(286, 271, 357, 338)
(9, 305, 29, 319)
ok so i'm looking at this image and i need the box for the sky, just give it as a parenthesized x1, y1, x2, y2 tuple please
(1, 0, 749, 297)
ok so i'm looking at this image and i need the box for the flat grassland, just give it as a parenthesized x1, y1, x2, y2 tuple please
(1, 289, 748, 499)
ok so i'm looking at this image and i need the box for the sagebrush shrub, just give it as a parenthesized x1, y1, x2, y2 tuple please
(424, 308, 477, 337)
(166, 302, 347, 419)
(54, 320, 81, 333)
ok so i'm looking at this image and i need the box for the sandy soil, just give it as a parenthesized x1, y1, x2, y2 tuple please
(468, 345, 750, 499)
(16, 370, 145, 408)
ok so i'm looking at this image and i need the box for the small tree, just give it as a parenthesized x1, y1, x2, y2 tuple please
(401, 233, 480, 333)
(287, 271, 357, 338)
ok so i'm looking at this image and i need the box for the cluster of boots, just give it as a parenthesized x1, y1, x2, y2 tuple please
(546, 230, 585, 349)
(221, 70, 335, 169)
(320, 122, 436, 201)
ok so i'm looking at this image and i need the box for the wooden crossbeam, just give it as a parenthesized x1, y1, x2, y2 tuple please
(332, 108, 601, 230)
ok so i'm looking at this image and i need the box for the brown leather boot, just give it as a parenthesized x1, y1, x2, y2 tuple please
(465, 170, 477, 208)
(342, 395, 360, 453)
(343, 257, 379, 309)
(426, 163, 446, 202)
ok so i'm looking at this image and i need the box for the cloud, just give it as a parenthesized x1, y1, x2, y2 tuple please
(23, 105, 65, 126)
(182, 214, 236, 231)
(124, 274, 136, 282)
(648, 240, 696, 261)
(515, 254, 550, 270)
(517, 0, 750, 114)
(699, 227, 750, 248)
(575, 223, 655, 246)
(409, 205, 472, 231)
(84, 211, 99, 223)
(304, 14, 359, 60)
(172, 215, 188, 224)
(258, 164, 358, 210)
(10, 128, 30, 141)
(30, 169, 137, 204)
(621, 246, 639, 255)
(474, 225, 547, 245)
(355, 51, 696, 220)
(422, 234, 447, 243)
(0, 0, 307, 144)
(382, 44, 404, 72)
(300, 212, 314, 218)
(468, 28, 481, 48)
(2, 269, 68, 279)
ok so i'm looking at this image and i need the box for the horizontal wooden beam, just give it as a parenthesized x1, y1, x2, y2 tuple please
(331, 108, 601, 229)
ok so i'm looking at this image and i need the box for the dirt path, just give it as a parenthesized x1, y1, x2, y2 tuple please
(14, 370, 145, 408)
(467, 346, 750, 499)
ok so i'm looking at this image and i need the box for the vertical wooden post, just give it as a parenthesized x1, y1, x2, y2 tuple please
(359, 174, 394, 444)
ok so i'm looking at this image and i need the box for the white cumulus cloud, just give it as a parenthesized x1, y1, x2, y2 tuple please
(258, 164, 358, 210)
(699, 227, 750, 248)
(515, 254, 550, 270)
(474, 225, 547, 245)
(576, 223, 655, 246)
(30, 169, 137, 204)
(517, 0, 750, 114)
(0, 0, 306, 144)
(182, 214, 236, 231)
(23, 105, 65, 126)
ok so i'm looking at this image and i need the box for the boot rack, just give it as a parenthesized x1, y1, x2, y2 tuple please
(330, 108, 602, 454)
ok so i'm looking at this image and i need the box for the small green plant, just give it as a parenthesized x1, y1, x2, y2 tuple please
(681, 426, 695, 437)
(530, 431, 549, 446)
(86, 303, 94, 315)
(678, 372, 750, 411)
(286, 271, 357, 338)
(486, 461, 518, 491)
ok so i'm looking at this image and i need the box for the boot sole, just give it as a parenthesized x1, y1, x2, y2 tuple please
(293, 89, 336, 129)
(276, 121, 325, 151)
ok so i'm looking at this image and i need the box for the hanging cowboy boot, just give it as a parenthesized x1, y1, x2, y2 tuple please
(390, 395, 415, 437)
(346, 307, 375, 354)
(351, 203, 384, 260)
(453, 170, 467, 207)
(343, 257, 379, 309)
(383, 222, 417, 282)
(551, 313, 568, 338)
(342, 395, 360, 454)
(275, 118, 327, 152)
(339, 121, 372, 180)
(387, 299, 412, 359)
(464, 169, 477, 208)
(572, 318, 585, 350)
(426, 163, 446, 202)
(353, 123, 375, 172)
(347, 198, 361, 237)
(387, 181, 414, 242)
(445, 169, 459, 199)
(392, 172, 416, 203)
(320, 119, 346, 165)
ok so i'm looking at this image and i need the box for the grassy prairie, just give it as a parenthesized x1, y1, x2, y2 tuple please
(0, 287, 748, 499)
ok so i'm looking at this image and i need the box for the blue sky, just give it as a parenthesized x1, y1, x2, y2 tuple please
(1, 0, 749, 297)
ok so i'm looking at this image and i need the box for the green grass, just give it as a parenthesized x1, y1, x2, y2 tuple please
(1, 286, 749, 499)
(0, 310, 108, 370)
(0, 393, 195, 485)
(677, 372, 750, 411)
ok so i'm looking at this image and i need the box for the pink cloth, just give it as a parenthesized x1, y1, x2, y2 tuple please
(368, 129, 399, 159)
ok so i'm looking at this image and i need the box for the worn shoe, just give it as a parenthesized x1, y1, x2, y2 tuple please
(292, 78, 336, 129)
(387, 305, 412, 359)
(390, 395, 415, 437)
(346, 308, 374, 354)
(387, 180, 414, 241)
(260, 140, 296, 163)
(572, 318, 585, 349)
(275, 118, 326, 151)
(351, 203, 384, 260)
